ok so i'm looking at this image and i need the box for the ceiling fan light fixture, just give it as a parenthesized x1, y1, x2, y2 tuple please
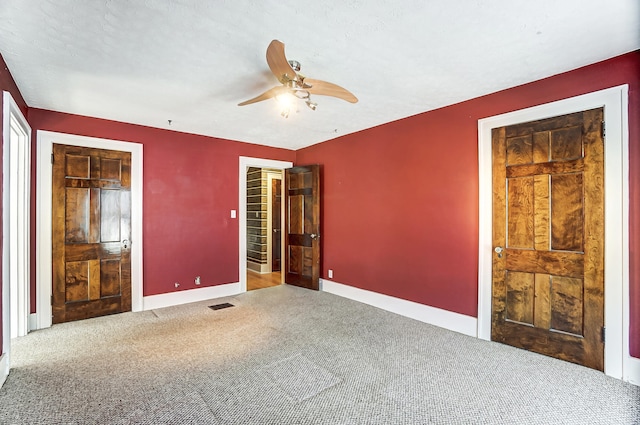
(275, 91, 296, 106)
(274, 92, 296, 118)
(238, 40, 358, 112)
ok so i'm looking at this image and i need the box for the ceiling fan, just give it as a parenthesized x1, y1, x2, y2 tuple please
(238, 40, 358, 116)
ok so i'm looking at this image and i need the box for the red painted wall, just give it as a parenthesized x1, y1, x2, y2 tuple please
(0, 54, 28, 356)
(28, 109, 295, 301)
(296, 51, 640, 358)
(2, 49, 638, 365)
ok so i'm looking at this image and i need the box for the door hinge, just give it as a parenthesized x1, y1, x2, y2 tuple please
(51, 152, 54, 164)
(601, 326, 606, 343)
(51, 294, 53, 305)
(601, 121, 606, 138)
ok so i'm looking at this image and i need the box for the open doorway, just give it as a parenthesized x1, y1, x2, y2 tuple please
(238, 157, 292, 293)
(3, 92, 31, 340)
(246, 167, 283, 291)
(1, 91, 31, 386)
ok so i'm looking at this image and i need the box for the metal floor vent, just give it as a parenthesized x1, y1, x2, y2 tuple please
(208, 302, 234, 311)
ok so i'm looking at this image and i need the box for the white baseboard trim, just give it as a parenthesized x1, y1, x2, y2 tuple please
(29, 313, 37, 332)
(321, 279, 478, 337)
(0, 352, 8, 389)
(143, 282, 241, 311)
(625, 356, 640, 386)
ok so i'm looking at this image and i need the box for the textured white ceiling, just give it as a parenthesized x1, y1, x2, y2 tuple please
(0, 1, 638, 150)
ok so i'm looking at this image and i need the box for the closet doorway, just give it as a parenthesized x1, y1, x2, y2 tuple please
(241, 160, 288, 291)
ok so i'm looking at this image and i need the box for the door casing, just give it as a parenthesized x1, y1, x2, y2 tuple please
(477, 85, 630, 380)
(3, 91, 31, 339)
(1, 91, 31, 388)
(239, 157, 292, 292)
(36, 131, 143, 329)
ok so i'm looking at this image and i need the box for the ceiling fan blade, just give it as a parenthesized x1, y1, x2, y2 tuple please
(304, 78, 358, 103)
(238, 85, 289, 106)
(266, 40, 297, 84)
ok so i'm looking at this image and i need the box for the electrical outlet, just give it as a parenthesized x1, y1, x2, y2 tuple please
(174, 282, 180, 288)
(328, 269, 333, 279)
(195, 276, 201, 285)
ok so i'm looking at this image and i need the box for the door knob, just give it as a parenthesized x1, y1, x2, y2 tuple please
(494, 246, 503, 258)
(123, 239, 130, 249)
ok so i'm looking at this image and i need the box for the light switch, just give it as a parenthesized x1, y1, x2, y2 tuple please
(231, 210, 237, 218)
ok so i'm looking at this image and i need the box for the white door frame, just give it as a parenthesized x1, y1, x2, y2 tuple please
(36, 131, 143, 329)
(1, 91, 31, 387)
(239, 157, 292, 291)
(477, 85, 631, 381)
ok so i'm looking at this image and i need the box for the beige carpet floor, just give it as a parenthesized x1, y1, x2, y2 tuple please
(1, 284, 639, 424)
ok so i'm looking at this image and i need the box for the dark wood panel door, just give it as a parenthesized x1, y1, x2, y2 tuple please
(52, 144, 132, 324)
(284, 165, 320, 290)
(272, 178, 282, 272)
(491, 108, 605, 370)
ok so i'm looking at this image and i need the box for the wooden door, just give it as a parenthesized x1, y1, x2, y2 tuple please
(271, 178, 282, 272)
(284, 165, 320, 290)
(491, 108, 605, 370)
(52, 144, 132, 324)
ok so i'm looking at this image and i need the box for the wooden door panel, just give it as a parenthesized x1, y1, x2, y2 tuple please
(550, 276, 584, 336)
(100, 259, 122, 297)
(65, 261, 92, 302)
(533, 175, 549, 249)
(100, 189, 122, 242)
(52, 144, 131, 324)
(65, 188, 91, 242)
(506, 158, 584, 178)
(503, 125, 584, 164)
(284, 165, 320, 290)
(493, 321, 586, 363)
(503, 271, 586, 335)
(101, 157, 123, 180)
(505, 249, 583, 277)
(301, 247, 313, 277)
(506, 135, 535, 165)
(288, 245, 303, 275)
(551, 173, 584, 251)
(65, 243, 122, 261)
(507, 176, 534, 249)
(304, 194, 314, 234)
(65, 154, 90, 178)
(504, 271, 534, 325)
(550, 126, 583, 160)
(121, 190, 132, 245)
(492, 108, 604, 371)
(533, 273, 551, 329)
(289, 195, 304, 234)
